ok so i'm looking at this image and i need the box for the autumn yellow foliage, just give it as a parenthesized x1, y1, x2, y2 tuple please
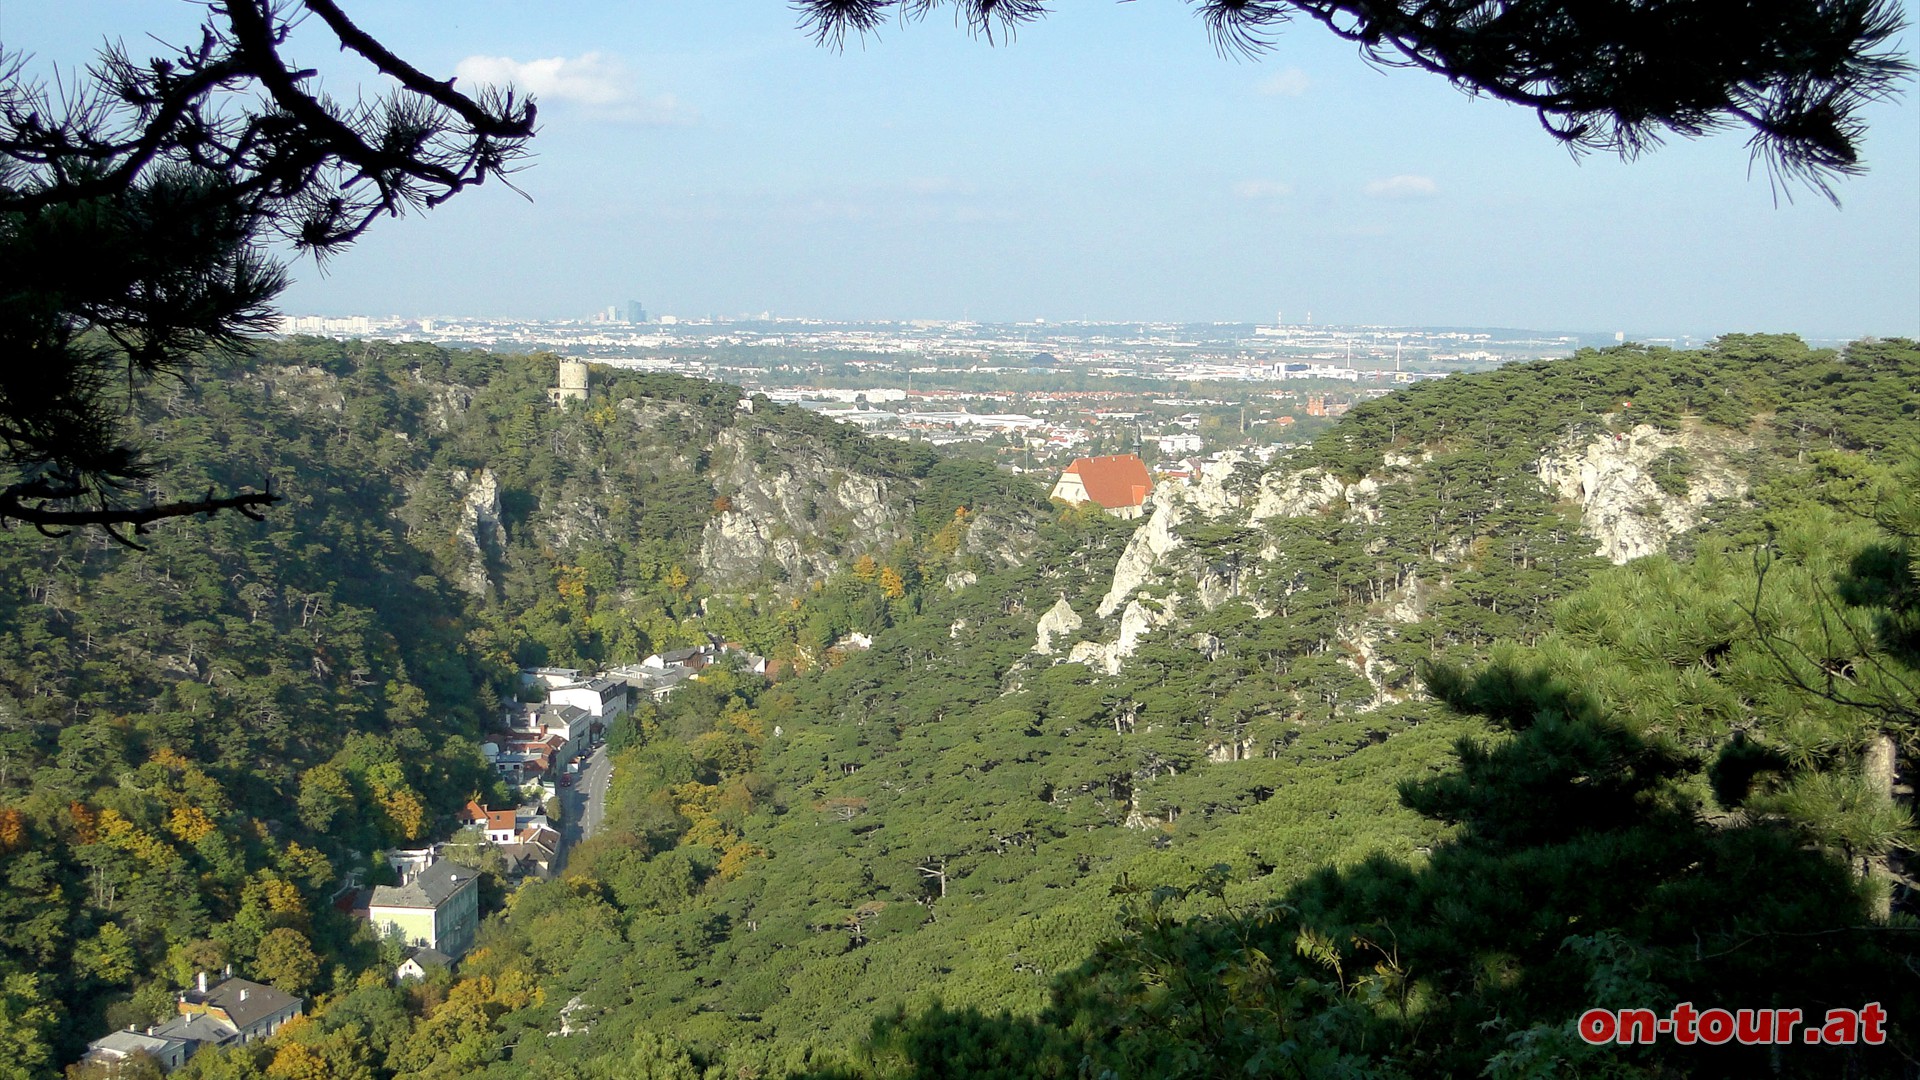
(266, 1039, 326, 1080)
(718, 840, 767, 881)
(98, 808, 174, 865)
(380, 787, 427, 841)
(166, 805, 217, 843)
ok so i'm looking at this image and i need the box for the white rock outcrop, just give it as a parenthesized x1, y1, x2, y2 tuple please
(1187, 454, 1253, 518)
(1068, 598, 1173, 675)
(1195, 568, 1236, 611)
(1383, 573, 1426, 624)
(1250, 468, 1346, 521)
(450, 467, 501, 596)
(1535, 423, 1749, 564)
(1032, 597, 1084, 655)
(698, 427, 909, 588)
(1344, 477, 1383, 523)
(1097, 501, 1184, 617)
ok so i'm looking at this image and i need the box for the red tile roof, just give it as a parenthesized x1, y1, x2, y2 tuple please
(1063, 454, 1153, 509)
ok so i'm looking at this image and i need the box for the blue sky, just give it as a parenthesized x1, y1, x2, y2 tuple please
(7, 1, 1918, 336)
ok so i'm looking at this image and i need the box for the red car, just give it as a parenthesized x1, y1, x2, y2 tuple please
(557, 774, 573, 787)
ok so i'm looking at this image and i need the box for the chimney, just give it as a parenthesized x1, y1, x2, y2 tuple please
(240, 989, 250, 1002)
(196, 971, 207, 993)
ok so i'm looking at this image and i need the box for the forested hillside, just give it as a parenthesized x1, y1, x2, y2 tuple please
(0, 335, 1914, 1079)
(418, 335, 1914, 1080)
(0, 340, 1038, 1076)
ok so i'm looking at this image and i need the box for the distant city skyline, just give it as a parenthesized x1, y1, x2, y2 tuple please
(267, 310, 1842, 348)
(12, 2, 1919, 338)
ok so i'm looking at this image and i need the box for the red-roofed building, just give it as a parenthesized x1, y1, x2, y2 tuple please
(1051, 454, 1154, 518)
(482, 808, 517, 844)
(459, 802, 519, 844)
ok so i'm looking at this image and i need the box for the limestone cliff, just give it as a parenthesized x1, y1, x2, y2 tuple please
(450, 467, 502, 598)
(698, 425, 911, 590)
(1535, 423, 1752, 563)
(1067, 597, 1174, 675)
(1066, 413, 1756, 698)
(1096, 500, 1187, 617)
(1032, 597, 1084, 655)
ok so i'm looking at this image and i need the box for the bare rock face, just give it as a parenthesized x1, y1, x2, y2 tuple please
(1097, 501, 1185, 617)
(450, 467, 502, 597)
(1033, 597, 1084, 655)
(698, 427, 910, 590)
(1195, 568, 1236, 611)
(1250, 468, 1347, 521)
(1535, 423, 1751, 563)
(962, 510, 1038, 568)
(1068, 598, 1173, 676)
(1343, 477, 1383, 523)
(1383, 572, 1426, 624)
(426, 380, 478, 426)
(1187, 454, 1252, 518)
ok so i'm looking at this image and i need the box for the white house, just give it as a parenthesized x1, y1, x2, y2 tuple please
(460, 801, 519, 845)
(1157, 433, 1204, 456)
(548, 677, 628, 722)
(518, 667, 583, 690)
(395, 946, 454, 982)
(83, 1029, 194, 1073)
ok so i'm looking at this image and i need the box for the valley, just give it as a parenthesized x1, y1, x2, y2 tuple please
(3, 333, 1914, 1079)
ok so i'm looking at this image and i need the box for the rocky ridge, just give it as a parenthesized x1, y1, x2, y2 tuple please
(699, 425, 911, 590)
(1039, 417, 1757, 697)
(1536, 422, 1752, 563)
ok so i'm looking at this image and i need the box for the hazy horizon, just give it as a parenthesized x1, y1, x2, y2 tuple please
(13, 1, 1919, 339)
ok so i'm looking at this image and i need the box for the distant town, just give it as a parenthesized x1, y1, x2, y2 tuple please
(271, 311, 1677, 472)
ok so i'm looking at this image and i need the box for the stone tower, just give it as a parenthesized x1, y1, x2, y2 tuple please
(548, 360, 589, 405)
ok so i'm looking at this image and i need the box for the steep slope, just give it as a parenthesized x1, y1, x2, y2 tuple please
(1069, 335, 1916, 733)
(4, 334, 1913, 1079)
(419, 336, 1916, 1079)
(0, 338, 1042, 1068)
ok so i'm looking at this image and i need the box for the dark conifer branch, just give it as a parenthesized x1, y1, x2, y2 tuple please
(0, 2, 535, 544)
(0, 474, 281, 547)
(793, 0, 1912, 195)
(1746, 543, 1920, 724)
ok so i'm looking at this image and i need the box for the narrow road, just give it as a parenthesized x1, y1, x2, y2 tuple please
(579, 742, 612, 838)
(554, 742, 613, 874)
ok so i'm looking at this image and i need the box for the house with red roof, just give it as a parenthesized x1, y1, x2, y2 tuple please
(458, 801, 520, 845)
(1050, 454, 1154, 519)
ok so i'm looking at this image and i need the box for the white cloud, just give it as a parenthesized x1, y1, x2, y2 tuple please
(1256, 68, 1312, 97)
(454, 52, 693, 124)
(1232, 179, 1294, 199)
(1363, 174, 1439, 198)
